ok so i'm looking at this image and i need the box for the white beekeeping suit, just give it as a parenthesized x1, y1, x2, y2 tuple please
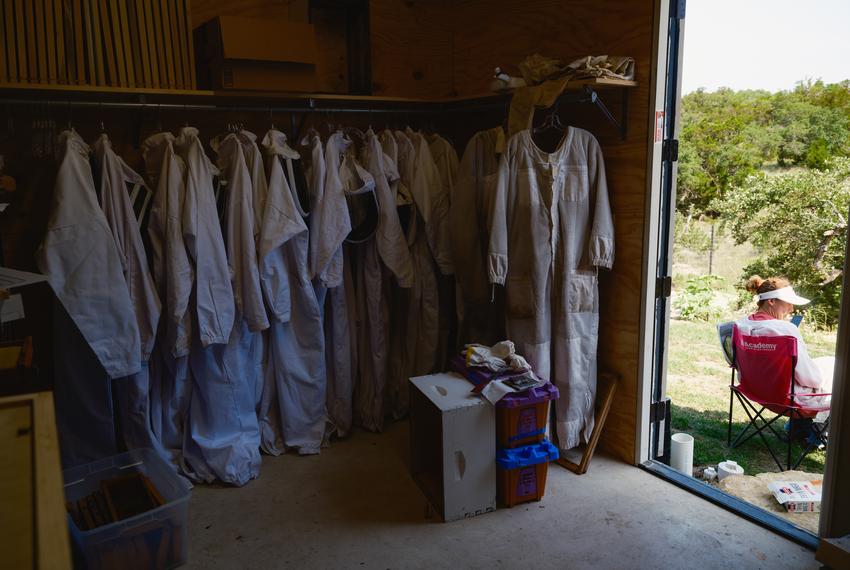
(488, 128, 614, 450)
(424, 132, 460, 366)
(213, 130, 270, 408)
(350, 130, 414, 431)
(37, 129, 141, 466)
(451, 126, 507, 347)
(142, 132, 193, 470)
(404, 128, 453, 276)
(258, 129, 327, 454)
(427, 133, 459, 204)
(175, 127, 260, 486)
(92, 133, 169, 463)
(314, 132, 357, 438)
(382, 130, 439, 419)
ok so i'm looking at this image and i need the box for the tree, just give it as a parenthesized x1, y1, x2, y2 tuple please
(677, 89, 775, 216)
(676, 81, 850, 217)
(712, 157, 850, 326)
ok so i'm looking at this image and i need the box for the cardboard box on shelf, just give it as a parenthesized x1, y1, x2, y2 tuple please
(194, 15, 318, 92)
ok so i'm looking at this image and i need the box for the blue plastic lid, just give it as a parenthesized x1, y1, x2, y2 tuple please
(496, 439, 560, 470)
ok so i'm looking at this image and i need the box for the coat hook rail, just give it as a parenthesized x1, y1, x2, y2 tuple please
(0, 86, 629, 139)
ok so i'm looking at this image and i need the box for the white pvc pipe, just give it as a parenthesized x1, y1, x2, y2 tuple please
(670, 433, 694, 476)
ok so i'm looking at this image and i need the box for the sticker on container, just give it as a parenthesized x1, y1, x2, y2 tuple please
(517, 466, 538, 497)
(517, 408, 537, 437)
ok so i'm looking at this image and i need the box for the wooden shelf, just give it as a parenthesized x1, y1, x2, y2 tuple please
(0, 76, 636, 138)
(0, 76, 637, 107)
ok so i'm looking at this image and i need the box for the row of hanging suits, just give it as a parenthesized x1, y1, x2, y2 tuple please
(37, 123, 463, 486)
(37, 118, 615, 485)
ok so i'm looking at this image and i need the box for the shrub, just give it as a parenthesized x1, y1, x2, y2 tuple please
(674, 275, 726, 322)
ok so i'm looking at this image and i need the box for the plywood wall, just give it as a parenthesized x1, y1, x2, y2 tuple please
(191, 0, 291, 28)
(371, 0, 656, 463)
(369, 0, 454, 98)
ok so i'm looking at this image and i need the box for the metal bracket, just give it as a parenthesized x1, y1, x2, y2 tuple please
(662, 138, 679, 162)
(582, 86, 628, 139)
(655, 275, 673, 299)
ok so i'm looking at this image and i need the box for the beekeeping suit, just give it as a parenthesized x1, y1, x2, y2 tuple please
(489, 128, 614, 450)
(37, 129, 140, 466)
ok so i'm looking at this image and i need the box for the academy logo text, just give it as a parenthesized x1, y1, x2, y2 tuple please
(742, 340, 777, 351)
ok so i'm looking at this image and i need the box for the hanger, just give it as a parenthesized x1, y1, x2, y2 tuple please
(532, 101, 566, 135)
(342, 126, 365, 142)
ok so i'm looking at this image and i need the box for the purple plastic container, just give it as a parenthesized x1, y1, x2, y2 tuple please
(497, 383, 560, 408)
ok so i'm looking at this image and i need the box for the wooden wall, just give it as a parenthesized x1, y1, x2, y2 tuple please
(370, 0, 656, 463)
(369, 0, 454, 98)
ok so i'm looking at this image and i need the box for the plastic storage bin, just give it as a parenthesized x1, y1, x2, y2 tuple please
(62, 448, 191, 570)
(496, 439, 559, 507)
(496, 383, 559, 448)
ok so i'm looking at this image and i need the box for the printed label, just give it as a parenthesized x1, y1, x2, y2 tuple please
(517, 407, 538, 436)
(517, 467, 538, 498)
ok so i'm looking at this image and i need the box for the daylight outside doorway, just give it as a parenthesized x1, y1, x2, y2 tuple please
(660, 0, 850, 539)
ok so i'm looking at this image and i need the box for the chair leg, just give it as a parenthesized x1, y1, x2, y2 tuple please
(791, 417, 830, 471)
(727, 387, 734, 447)
(731, 393, 786, 471)
(787, 412, 794, 471)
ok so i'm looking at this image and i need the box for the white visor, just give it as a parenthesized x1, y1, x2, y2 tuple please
(756, 286, 810, 305)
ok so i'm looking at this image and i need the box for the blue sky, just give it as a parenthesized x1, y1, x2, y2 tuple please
(681, 0, 850, 93)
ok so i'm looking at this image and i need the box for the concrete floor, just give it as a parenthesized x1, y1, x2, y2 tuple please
(187, 421, 818, 569)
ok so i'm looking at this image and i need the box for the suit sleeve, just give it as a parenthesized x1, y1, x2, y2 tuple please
(588, 139, 615, 269)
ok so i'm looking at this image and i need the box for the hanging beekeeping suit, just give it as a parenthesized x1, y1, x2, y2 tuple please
(142, 132, 193, 470)
(312, 131, 356, 438)
(92, 133, 169, 463)
(451, 127, 507, 347)
(425, 132, 461, 368)
(337, 134, 380, 432)
(349, 130, 414, 431)
(37, 129, 141, 466)
(378, 130, 439, 419)
(405, 128, 453, 276)
(213, 129, 270, 382)
(175, 126, 260, 486)
(488, 128, 615, 450)
(257, 129, 328, 454)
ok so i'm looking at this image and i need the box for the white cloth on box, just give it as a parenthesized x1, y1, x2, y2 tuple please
(464, 340, 531, 373)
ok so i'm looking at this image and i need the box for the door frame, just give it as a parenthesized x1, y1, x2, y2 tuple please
(635, 0, 850, 550)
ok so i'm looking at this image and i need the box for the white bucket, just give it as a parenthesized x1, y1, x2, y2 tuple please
(718, 460, 745, 481)
(670, 432, 694, 476)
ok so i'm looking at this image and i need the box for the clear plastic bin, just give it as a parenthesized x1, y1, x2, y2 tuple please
(63, 448, 191, 570)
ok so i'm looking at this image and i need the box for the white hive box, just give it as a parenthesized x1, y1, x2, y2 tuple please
(409, 373, 496, 522)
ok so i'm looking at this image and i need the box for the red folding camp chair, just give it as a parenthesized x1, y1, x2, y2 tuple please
(726, 324, 831, 471)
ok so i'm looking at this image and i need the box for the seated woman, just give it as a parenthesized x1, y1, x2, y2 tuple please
(735, 275, 833, 423)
